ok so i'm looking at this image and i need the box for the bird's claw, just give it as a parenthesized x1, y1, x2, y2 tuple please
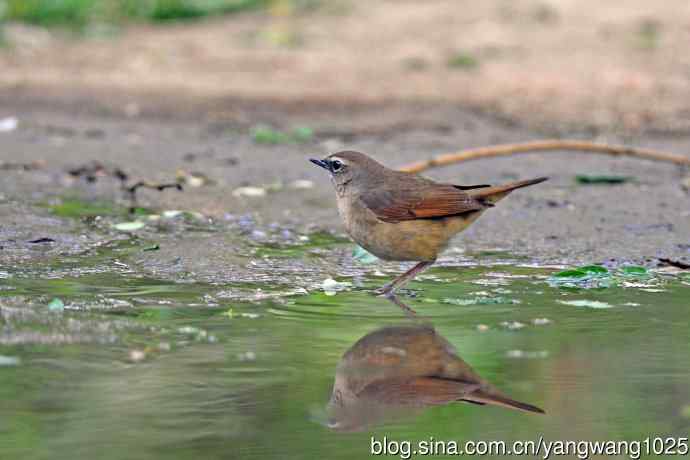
(374, 286, 393, 297)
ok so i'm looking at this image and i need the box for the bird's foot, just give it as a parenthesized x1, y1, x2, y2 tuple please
(374, 285, 393, 297)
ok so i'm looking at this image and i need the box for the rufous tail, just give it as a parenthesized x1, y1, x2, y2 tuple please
(469, 177, 548, 204)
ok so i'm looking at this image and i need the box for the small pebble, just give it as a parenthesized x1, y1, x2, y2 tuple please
(0, 117, 18, 132)
(322, 278, 350, 295)
(500, 321, 526, 330)
(232, 186, 266, 198)
(238, 351, 256, 362)
(290, 179, 314, 189)
(532, 318, 552, 326)
(506, 350, 549, 359)
(129, 350, 146, 362)
(0, 355, 21, 366)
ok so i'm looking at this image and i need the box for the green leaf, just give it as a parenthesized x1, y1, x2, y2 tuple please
(143, 244, 160, 251)
(291, 126, 314, 143)
(552, 269, 589, 279)
(252, 125, 289, 144)
(575, 175, 633, 185)
(578, 265, 609, 275)
(447, 51, 479, 70)
(48, 298, 64, 312)
(352, 245, 378, 264)
(619, 266, 648, 276)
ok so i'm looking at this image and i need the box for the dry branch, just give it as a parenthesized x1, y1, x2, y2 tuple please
(399, 140, 690, 173)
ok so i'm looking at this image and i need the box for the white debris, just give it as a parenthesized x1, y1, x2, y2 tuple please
(238, 351, 256, 362)
(232, 186, 266, 197)
(506, 350, 549, 359)
(128, 350, 146, 362)
(558, 300, 612, 309)
(0, 355, 21, 366)
(322, 278, 350, 296)
(532, 318, 552, 326)
(0, 117, 18, 133)
(500, 321, 526, 330)
(290, 179, 314, 189)
(113, 221, 146, 232)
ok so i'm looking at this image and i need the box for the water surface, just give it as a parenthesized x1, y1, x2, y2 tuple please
(1, 255, 689, 459)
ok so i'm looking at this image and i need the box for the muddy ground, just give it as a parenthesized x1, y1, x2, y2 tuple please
(1, 0, 690, 278)
(1, 97, 689, 280)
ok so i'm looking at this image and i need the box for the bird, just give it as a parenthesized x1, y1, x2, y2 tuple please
(310, 151, 547, 314)
(326, 324, 544, 431)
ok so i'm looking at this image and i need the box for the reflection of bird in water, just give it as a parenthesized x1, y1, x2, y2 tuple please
(327, 324, 544, 431)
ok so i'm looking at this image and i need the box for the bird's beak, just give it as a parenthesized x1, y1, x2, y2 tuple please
(310, 158, 331, 172)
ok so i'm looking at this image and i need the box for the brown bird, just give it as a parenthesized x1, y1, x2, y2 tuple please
(327, 324, 544, 431)
(310, 151, 547, 314)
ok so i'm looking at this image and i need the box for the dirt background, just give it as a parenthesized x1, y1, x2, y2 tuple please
(1, 0, 689, 268)
(3, 0, 690, 132)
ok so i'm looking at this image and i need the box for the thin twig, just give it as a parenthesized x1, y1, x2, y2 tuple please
(124, 181, 183, 213)
(399, 140, 690, 173)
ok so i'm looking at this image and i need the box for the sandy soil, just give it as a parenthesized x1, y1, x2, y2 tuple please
(1, 0, 690, 132)
(1, 105, 689, 271)
(1, 1, 689, 271)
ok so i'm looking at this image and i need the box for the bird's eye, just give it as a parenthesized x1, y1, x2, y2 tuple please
(331, 160, 343, 172)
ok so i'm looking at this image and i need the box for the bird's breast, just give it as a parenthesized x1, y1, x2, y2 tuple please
(336, 195, 481, 262)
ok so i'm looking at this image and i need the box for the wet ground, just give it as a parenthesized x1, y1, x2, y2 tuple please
(1, 98, 690, 459)
(2, 101, 689, 267)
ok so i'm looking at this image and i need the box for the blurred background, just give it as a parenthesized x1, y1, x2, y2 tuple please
(1, 3, 690, 460)
(1, 0, 689, 132)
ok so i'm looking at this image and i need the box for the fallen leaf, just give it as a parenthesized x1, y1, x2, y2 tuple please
(575, 175, 633, 185)
(619, 266, 648, 276)
(48, 298, 65, 312)
(352, 245, 379, 264)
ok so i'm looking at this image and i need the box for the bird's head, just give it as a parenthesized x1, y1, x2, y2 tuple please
(310, 151, 385, 194)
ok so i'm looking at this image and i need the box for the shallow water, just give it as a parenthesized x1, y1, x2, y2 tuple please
(1, 243, 690, 459)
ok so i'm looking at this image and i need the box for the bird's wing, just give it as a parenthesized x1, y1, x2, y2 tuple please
(360, 179, 487, 223)
(359, 377, 481, 406)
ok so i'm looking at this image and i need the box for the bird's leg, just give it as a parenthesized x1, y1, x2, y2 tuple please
(385, 293, 418, 318)
(376, 260, 436, 297)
